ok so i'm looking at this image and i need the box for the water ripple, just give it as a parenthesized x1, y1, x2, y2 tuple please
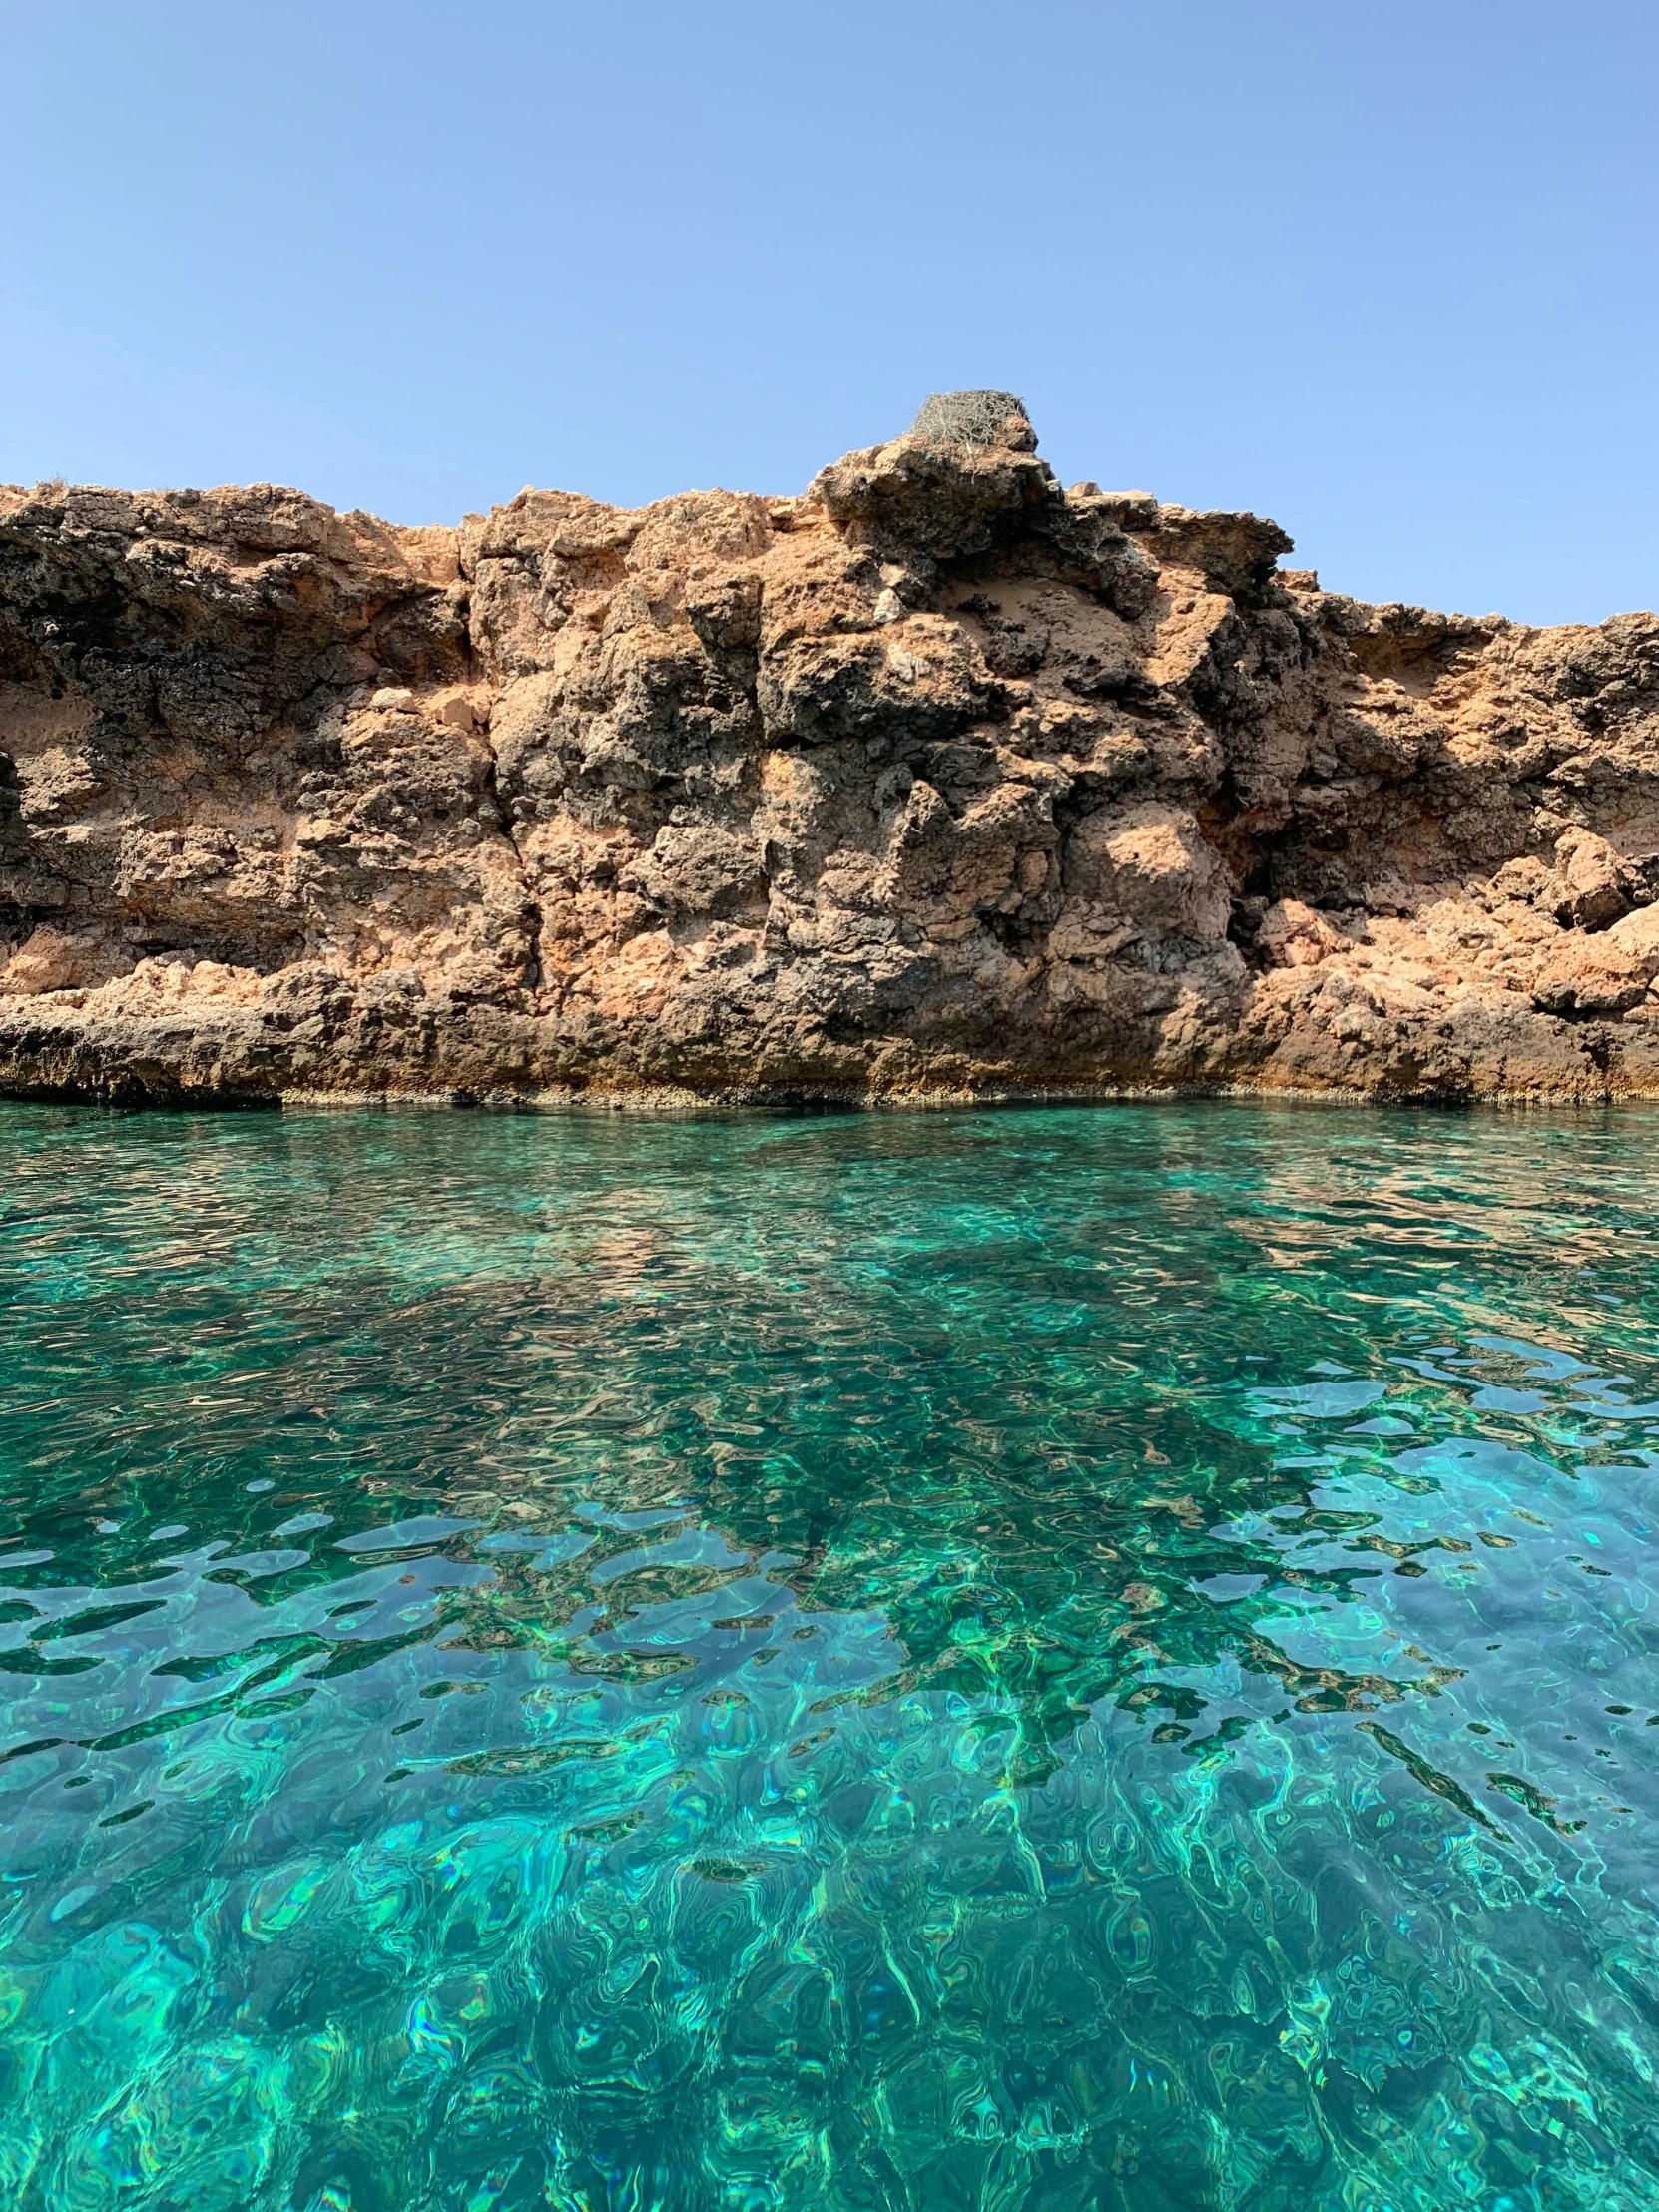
(0, 1102, 1657, 2206)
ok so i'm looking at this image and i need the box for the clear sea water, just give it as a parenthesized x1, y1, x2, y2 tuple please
(3, 1100, 1659, 2211)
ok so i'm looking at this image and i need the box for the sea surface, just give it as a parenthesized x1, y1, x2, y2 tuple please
(2, 1100, 1658, 2211)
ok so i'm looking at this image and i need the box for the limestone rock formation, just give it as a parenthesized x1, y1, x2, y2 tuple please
(3, 399, 1659, 1105)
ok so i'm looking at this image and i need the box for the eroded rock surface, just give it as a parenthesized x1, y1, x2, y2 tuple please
(4, 402, 1659, 1105)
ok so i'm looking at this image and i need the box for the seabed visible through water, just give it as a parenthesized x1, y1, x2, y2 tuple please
(0, 1097, 1656, 2210)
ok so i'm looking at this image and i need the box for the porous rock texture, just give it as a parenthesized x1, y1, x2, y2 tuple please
(4, 398, 1659, 1107)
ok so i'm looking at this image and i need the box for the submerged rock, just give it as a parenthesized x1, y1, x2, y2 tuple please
(3, 408, 1659, 1105)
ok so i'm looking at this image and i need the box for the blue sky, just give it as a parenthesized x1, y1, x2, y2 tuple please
(2, 0, 1654, 626)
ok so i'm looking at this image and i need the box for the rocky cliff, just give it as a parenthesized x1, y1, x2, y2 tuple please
(4, 394, 1659, 1107)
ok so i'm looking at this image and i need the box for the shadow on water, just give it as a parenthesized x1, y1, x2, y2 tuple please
(2, 1101, 1659, 2208)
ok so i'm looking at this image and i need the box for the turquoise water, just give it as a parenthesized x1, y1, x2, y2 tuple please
(2, 1103, 1659, 2210)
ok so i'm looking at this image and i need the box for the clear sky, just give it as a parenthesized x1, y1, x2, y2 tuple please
(2, 0, 1654, 627)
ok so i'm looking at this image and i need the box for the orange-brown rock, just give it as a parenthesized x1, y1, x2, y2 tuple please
(4, 399, 1659, 1105)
